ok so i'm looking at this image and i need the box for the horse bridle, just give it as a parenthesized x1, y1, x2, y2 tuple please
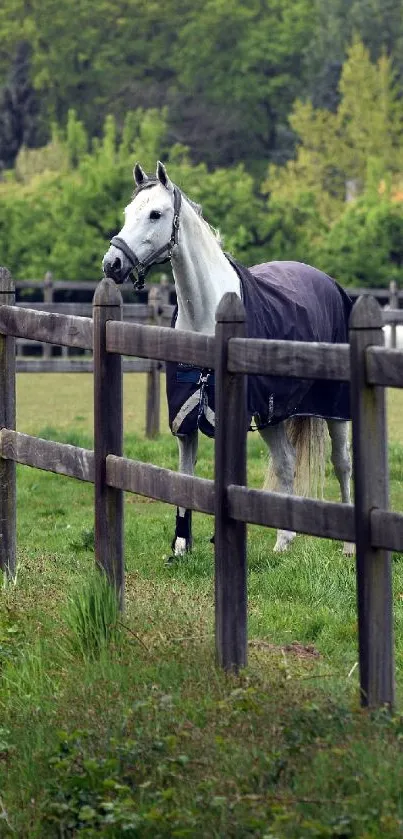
(109, 183, 182, 291)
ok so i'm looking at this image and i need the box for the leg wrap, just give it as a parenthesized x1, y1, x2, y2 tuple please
(171, 508, 192, 552)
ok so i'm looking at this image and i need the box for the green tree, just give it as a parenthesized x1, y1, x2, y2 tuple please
(0, 109, 166, 279)
(0, 41, 42, 170)
(0, 105, 282, 279)
(0, 0, 191, 160)
(337, 38, 403, 181)
(172, 0, 315, 168)
(266, 39, 403, 223)
(306, 0, 403, 109)
(314, 189, 403, 287)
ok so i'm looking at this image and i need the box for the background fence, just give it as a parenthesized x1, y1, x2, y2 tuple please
(15, 273, 176, 438)
(14, 275, 403, 359)
(1, 268, 402, 709)
(15, 272, 175, 366)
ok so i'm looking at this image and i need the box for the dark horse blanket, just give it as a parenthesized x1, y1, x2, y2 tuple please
(166, 258, 353, 437)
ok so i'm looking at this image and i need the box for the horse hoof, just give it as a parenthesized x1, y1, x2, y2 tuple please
(273, 531, 296, 553)
(343, 541, 355, 556)
(273, 542, 287, 553)
(173, 536, 188, 557)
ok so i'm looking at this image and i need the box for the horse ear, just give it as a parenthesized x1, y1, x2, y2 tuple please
(156, 160, 173, 190)
(133, 163, 148, 186)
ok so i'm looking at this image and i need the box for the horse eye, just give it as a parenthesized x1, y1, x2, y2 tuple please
(150, 210, 162, 220)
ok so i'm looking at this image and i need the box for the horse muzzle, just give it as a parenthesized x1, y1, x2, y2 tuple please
(102, 252, 131, 285)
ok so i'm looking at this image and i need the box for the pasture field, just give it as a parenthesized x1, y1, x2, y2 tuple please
(0, 373, 402, 837)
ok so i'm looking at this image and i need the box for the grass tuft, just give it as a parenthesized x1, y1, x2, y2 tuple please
(65, 571, 121, 660)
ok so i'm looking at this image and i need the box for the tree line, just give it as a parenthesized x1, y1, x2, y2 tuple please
(1, 0, 403, 286)
(2, 0, 403, 173)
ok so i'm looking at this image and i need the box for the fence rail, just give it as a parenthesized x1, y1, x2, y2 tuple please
(13, 275, 403, 355)
(12, 273, 399, 303)
(0, 267, 400, 709)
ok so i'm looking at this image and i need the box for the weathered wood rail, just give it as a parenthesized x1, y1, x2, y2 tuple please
(1, 268, 402, 709)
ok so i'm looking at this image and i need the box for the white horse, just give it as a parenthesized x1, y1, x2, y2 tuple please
(102, 161, 353, 557)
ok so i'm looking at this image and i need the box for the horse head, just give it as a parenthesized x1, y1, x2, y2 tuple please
(102, 161, 179, 288)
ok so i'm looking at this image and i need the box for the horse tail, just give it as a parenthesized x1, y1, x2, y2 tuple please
(264, 416, 327, 498)
(287, 416, 327, 498)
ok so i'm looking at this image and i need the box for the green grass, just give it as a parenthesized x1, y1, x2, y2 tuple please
(64, 569, 122, 660)
(0, 373, 402, 837)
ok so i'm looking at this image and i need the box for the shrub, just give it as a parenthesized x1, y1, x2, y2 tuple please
(314, 194, 403, 287)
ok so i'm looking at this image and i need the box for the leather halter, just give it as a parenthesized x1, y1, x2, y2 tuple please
(110, 184, 182, 290)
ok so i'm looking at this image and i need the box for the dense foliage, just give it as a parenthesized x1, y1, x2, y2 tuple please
(1, 0, 403, 285)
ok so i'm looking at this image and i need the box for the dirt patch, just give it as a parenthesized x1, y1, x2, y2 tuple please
(249, 639, 320, 659)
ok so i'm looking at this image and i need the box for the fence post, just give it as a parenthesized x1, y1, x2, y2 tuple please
(43, 271, 53, 359)
(214, 292, 247, 670)
(158, 273, 172, 327)
(389, 280, 398, 349)
(349, 295, 394, 707)
(93, 278, 124, 607)
(146, 286, 161, 438)
(0, 268, 16, 577)
(158, 273, 171, 306)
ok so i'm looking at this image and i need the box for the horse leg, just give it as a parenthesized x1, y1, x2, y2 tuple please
(258, 422, 297, 552)
(172, 430, 199, 557)
(327, 419, 354, 556)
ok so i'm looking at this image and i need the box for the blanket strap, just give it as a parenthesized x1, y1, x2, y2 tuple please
(171, 369, 215, 436)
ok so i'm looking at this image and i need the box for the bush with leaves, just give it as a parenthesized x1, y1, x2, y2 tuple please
(313, 190, 403, 287)
(0, 108, 273, 279)
(0, 109, 168, 279)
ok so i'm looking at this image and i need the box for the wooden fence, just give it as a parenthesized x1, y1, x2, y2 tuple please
(15, 275, 176, 439)
(1, 267, 402, 709)
(13, 275, 403, 439)
(16, 273, 399, 305)
(15, 272, 175, 370)
(13, 275, 403, 362)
